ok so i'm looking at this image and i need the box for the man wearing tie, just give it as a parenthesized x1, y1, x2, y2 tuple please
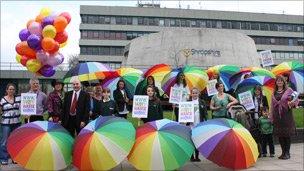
(62, 79, 90, 137)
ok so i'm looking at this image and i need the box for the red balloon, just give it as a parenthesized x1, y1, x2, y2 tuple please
(54, 16, 68, 33)
(15, 41, 36, 59)
(54, 31, 68, 44)
(20, 56, 29, 66)
(59, 12, 71, 24)
(41, 38, 56, 52)
(48, 42, 59, 54)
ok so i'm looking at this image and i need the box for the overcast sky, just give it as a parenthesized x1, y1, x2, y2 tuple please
(1, 1, 303, 64)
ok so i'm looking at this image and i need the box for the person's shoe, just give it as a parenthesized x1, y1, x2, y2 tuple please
(262, 154, 267, 157)
(195, 158, 201, 162)
(286, 153, 290, 159)
(1, 161, 8, 165)
(190, 158, 196, 162)
(12, 160, 18, 164)
(270, 154, 275, 157)
(281, 154, 289, 160)
(278, 153, 285, 159)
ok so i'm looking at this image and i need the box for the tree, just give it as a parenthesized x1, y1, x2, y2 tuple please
(68, 54, 79, 69)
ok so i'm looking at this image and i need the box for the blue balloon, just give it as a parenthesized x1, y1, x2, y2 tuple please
(41, 16, 54, 28)
(19, 29, 31, 41)
(27, 34, 41, 49)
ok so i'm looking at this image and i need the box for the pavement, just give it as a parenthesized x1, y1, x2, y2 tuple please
(1, 143, 303, 171)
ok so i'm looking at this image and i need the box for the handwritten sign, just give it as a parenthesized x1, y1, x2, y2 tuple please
(207, 79, 218, 96)
(260, 50, 274, 67)
(238, 91, 255, 110)
(169, 87, 183, 104)
(132, 95, 149, 118)
(178, 102, 194, 123)
(20, 93, 36, 115)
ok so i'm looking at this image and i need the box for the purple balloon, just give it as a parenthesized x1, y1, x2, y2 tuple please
(19, 29, 31, 41)
(39, 65, 55, 77)
(47, 53, 64, 66)
(41, 16, 54, 28)
(27, 34, 41, 49)
(36, 50, 48, 64)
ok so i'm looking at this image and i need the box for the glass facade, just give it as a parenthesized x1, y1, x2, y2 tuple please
(80, 46, 124, 56)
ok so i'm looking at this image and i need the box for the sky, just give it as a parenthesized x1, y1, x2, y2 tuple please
(1, 1, 303, 64)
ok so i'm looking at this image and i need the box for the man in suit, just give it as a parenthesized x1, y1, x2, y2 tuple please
(61, 79, 90, 137)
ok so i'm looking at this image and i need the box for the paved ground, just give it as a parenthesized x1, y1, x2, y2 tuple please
(1, 143, 303, 171)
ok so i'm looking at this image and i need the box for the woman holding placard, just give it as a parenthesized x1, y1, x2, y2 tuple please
(142, 86, 163, 123)
(0, 83, 21, 165)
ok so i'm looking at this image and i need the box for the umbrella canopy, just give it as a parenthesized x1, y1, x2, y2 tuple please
(206, 65, 240, 91)
(7, 121, 74, 170)
(234, 76, 275, 108)
(127, 119, 195, 170)
(271, 60, 304, 93)
(161, 66, 208, 95)
(229, 67, 275, 90)
(63, 62, 112, 83)
(73, 116, 136, 170)
(102, 67, 143, 98)
(192, 118, 258, 169)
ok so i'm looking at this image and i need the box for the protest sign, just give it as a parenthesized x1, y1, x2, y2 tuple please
(260, 50, 274, 67)
(207, 79, 218, 96)
(132, 95, 149, 118)
(20, 93, 36, 115)
(178, 102, 194, 123)
(238, 91, 255, 110)
(169, 87, 183, 104)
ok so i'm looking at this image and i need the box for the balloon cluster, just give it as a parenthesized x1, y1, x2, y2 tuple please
(15, 8, 71, 77)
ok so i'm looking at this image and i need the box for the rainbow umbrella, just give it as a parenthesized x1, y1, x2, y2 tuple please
(271, 60, 304, 93)
(7, 121, 74, 170)
(206, 65, 240, 91)
(63, 62, 112, 83)
(234, 76, 275, 108)
(161, 66, 208, 95)
(192, 118, 258, 169)
(73, 116, 135, 170)
(230, 67, 275, 90)
(135, 64, 171, 95)
(127, 119, 195, 170)
(102, 67, 143, 98)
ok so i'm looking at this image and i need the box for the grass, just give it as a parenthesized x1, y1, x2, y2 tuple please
(293, 108, 304, 128)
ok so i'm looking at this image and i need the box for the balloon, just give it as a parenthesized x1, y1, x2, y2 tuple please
(59, 12, 71, 23)
(15, 41, 36, 58)
(59, 41, 67, 48)
(41, 37, 56, 51)
(26, 59, 42, 73)
(54, 31, 68, 44)
(48, 42, 59, 54)
(27, 34, 41, 49)
(36, 50, 49, 64)
(16, 54, 22, 63)
(38, 65, 55, 77)
(28, 22, 42, 35)
(53, 16, 67, 33)
(42, 25, 56, 38)
(35, 14, 45, 23)
(26, 19, 35, 28)
(40, 7, 52, 17)
(20, 56, 29, 66)
(47, 52, 63, 66)
(19, 29, 31, 41)
(41, 16, 54, 28)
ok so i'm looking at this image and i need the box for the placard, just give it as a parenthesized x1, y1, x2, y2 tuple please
(238, 91, 255, 110)
(132, 95, 149, 118)
(169, 87, 183, 104)
(260, 50, 274, 67)
(207, 79, 218, 96)
(20, 93, 37, 115)
(178, 102, 194, 123)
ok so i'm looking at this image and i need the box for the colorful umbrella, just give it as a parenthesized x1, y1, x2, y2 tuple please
(73, 116, 135, 170)
(102, 67, 143, 98)
(207, 65, 240, 91)
(7, 121, 74, 170)
(192, 118, 258, 169)
(271, 60, 304, 93)
(234, 76, 275, 108)
(161, 66, 209, 95)
(229, 67, 275, 90)
(63, 62, 112, 83)
(127, 119, 195, 170)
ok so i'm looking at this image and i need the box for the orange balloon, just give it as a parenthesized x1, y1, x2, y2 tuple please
(35, 14, 45, 23)
(15, 41, 36, 59)
(26, 19, 35, 28)
(20, 56, 29, 66)
(48, 42, 59, 54)
(53, 16, 68, 33)
(41, 38, 56, 51)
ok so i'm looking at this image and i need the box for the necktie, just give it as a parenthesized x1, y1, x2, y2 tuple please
(70, 92, 78, 114)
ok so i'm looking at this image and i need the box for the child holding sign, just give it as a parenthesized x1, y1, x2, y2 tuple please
(142, 86, 163, 123)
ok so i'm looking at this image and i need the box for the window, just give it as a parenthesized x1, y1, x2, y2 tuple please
(132, 32, 137, 39)
(288, 39, 294, 46)
(92, 47, 98, 55)
(270, 24, 278, 31)
(181, 20, 186, 27)
(87, 47, 93, 55)
(186, 20, 191, 27)
(278, 24, 284, 31)
(164, 19, 170, 26)
(110, 47, 116, 56)
(87, 30, 93, 38)
(148, 18, 155, 25)
(88, 16, 94, 24)
(154, 18, 159, 26)
(116, 32, 122, 40)
(93, 31, 99, 39)
(127, 17, 133, 25)
(138, 17, 143, 25)
(104, 17, 111, 24)
(81, 15, 88, 23)
(191, 20, 197, 27)
(99, 16, 105, 24)
(260, 23, 269, 31)
(232, 22, 240, 29)
(143, 18, 149, 25)
(116, 17, 122, 24)
(216, 21, 222, 28)
(126, 32, 133, 40)
(159, 19, 164, 26)
(222, 21, 231, 29)
(104, 31, 110, 39)
(206, 20, 212, 28)
(121, 32, 127, 40)
(251, 23, 259, 30)
(200, 20, 206, 28)
(120, 17, 127, 25)
(133, 17, 138, 25)
(80, 47, 87, 54)
(99, 31, 104, 39)
(241, 22, 250, 30)
(110, 32, 115, 39)
(170, 19, 176, 27)
(81, 31, 88, 38)
(176, 19, 181, 27)
(270, 38, 275, 44)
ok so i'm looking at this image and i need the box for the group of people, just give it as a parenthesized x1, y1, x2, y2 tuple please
(0, 72, 299, 165)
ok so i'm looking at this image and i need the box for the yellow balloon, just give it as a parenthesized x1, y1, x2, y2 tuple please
(26, 59, 42, 73)
(60, 41, 67, 48)
(42, 25, 57, 38)
(16, 54, 21, 63)
(40, 7, 52, 17)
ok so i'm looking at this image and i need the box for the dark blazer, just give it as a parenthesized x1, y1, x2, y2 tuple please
(62, 90, 90, 128)
(93, 99, 118, 117)
(250, 95, 269, 118)
(142, 98, 163, 123)
(113, 89, 129, 112)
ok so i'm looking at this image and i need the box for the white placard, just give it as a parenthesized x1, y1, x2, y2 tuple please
(169, 87, 183, 104)
(132, 95, 149, 118)
(178, 102, 194, 123)
(259, 50, 274, 67)
(207, 79, 218, 96)
(238, 91, 255, 110)
(20, 93, 37, 115)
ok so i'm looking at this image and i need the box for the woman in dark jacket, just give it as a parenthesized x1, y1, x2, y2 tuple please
(142, 86, 163, 123)
(113, 80, 130, 119)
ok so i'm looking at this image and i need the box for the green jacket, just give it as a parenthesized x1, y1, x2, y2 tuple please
(259, 116, 273, 134)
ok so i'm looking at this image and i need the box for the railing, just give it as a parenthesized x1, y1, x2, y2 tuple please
(0, 62, 70, 71)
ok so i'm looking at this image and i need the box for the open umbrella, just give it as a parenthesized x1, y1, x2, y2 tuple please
(229, 67, 275, 90)
(102, 67, 143, 98)
(271, 60, 304, 93)
(192, 118, 258, 169)
(63, 62, 112, 83)
(73, 116, 135, 170)
(161, 66, 208, 95)
(7, 121, 74, 170)
(207, 65, 240, 91)
(127, 119, 194, 170)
